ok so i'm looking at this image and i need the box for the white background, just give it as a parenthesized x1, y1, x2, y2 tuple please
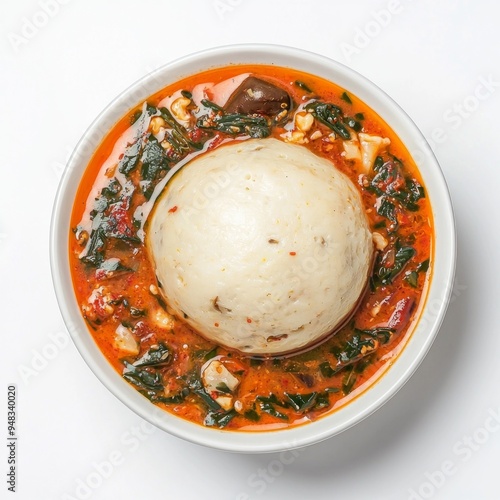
(1, 1, 499, 499)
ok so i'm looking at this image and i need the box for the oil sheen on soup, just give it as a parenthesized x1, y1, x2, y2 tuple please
(69, 65, 433, 431)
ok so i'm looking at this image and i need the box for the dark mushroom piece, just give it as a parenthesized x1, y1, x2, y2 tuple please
(224, 76, 293, 119)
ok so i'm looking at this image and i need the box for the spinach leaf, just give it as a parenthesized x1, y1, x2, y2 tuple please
(335, 333, 377, 363)
(244, 409, 260, 421)
(328, 326, 394, 376)
(133, 343, 170, 368)
(187, 376, 222, 411)
(313, 392, 331, 410)
(417, 258, 430, 273)
(118, 140, 142, 176)
(122, 361, 163, 391)
(204, 409, 238, 428)
(285, 392, 318, 412)
(344, 116, 362, 132)
(319, 361, 338, 378)
(96, 258, 132, 279)
(405, 270, 419, 288)
(80, 214, 107, 266)
(197, 112, 271, 138)
(354, 327, 394, 345)
(101, 178, 122, 198)
(140, 135, 168, 197)
(159, 107, 204, 154)
(370, 156, 425, 211)
(294, 80, 313, 93)
(145, 388, 189, 405)
(305, 101, 351, 139)
(377, 246, 416, 285)
(377, 197, 398, 228)
(405, 258, 430, 288)
(342, 366, 357, 395)
(257, 394, 289, 420)
(341, 92, 352, 104)
(200, 99, 223, 112)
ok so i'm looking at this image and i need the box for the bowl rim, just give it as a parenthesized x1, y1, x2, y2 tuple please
(50, 43, 456, 453)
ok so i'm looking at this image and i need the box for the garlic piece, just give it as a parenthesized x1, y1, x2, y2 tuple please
(114, 324, 139, 355)
(358, 133, 390, 173)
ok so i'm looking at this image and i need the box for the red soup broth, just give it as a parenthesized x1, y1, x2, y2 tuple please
(69, 65, 433, 431)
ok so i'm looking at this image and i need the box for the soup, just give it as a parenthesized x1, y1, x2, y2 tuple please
(69, 65, 432, 431)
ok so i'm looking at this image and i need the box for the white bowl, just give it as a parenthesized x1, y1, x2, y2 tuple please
(50, 44, 456, 453)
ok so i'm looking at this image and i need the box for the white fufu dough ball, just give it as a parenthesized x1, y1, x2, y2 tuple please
(146, 138, 373, 355)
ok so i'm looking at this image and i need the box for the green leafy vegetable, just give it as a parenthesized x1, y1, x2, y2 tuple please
(335, 333, 377, 364)
(204, 409, 237, 428)
(101, 178, 122, 198)
(305, 101, 351, 139)
(354, 327, 394, 345)
(257, 395, 289, 420)
(377, 246, 416, 285)
(319, 361, 338, 378)
(370, 156, 425, 212)
(96, 258, 132, 279)
(197, 112, 271, 138)
(344, 116, 362, 132)
(417, 259, 430, 273)
(118, 140, 142, 176)
(140, 135, 169, 198)
(313, 392, 331, 410)
(200, 99, 223, 112)
(285, 392, 318, 412)
(405, 270, 419, 288)
(294, 80, 313, 93)
(129, 307, 145, 317)
(187, 376, 222, 411)
(405, 258, 430, 288)
(341, 91, 352, 104)
(244, 409, 260, 421)
(145, 388, 189, 405)
(342, 366, 357, 395)
(159, 106, 203, 155)
(377, 198, 398, 228)
(122, 361, 163, 391)
(133, 343, 170, 368)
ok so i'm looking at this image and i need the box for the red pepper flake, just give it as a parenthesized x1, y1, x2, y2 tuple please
(188, 127, 205, 143)
(214, 322, 219, 327)
(289, 251, 296, 256)
(246, 318, 252, 323)
(206, 133, 225, 152)
(168, 206, 178, 213)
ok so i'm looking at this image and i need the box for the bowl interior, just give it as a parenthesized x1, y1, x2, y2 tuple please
(50, 44, 455, 453)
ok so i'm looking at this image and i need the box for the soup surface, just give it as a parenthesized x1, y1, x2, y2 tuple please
(70, 65, 432, 431)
